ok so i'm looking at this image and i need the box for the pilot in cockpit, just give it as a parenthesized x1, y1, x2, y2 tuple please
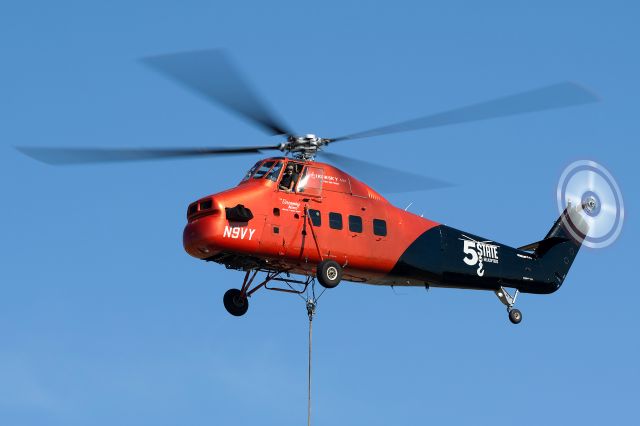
(278, 164, 297, 192)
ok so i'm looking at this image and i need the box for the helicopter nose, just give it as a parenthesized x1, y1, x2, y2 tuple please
(183, 216, 221, 258)
(183, 197, 259, 259)
(183, 197, 223, 258)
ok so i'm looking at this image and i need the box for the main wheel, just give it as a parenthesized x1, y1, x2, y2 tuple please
(223, 289, 249, 316)
(508, 308, 522, 324)
(317, 260, 342, 289)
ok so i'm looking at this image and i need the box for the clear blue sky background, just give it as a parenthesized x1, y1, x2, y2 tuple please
(1, 1, 637, 425)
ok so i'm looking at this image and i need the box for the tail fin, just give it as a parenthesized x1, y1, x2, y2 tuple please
(518, 206, 588, 292)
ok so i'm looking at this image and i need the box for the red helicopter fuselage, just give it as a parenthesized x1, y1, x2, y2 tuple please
(183, 157, 439, 285)
(184, 157, 582, 298)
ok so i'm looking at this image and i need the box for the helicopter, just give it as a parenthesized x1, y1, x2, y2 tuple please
(19, 49, 617, 324)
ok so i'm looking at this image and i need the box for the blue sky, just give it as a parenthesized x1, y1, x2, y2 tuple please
(0, 1, 637, 425)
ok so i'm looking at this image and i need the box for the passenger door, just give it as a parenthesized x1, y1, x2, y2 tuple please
(261, 197, 304, 258)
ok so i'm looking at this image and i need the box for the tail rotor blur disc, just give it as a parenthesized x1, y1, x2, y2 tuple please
(557, 160, 624, 248)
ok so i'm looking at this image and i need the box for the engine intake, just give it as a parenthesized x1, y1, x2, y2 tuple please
(225, 204, 254, 222)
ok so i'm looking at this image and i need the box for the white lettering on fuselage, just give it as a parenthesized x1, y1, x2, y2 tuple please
(279, 198, 301, 212)
(460, 235, 500, 277)
(223, 226, 256, 240)
(319, 174, 348, 186)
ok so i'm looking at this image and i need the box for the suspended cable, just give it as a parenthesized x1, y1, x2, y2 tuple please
(306, 296, 315, 426)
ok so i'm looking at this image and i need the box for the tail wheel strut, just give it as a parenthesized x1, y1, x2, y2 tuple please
(495, 286, 522, 325)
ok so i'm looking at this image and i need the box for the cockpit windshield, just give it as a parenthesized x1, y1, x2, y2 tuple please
(241, 160, 284, 182)
(241, 161, 261, 182)
(252, 161, 275, 179)
(266, 161, 283, 181)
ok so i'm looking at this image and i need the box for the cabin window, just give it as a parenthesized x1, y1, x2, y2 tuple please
(241, 161, 261, 181)
(348, 215, 363, 233)
(266, 161, 283, 181)
(329, 212, 343, 230)
(296, 166, 324, 196)
(199, 199, 213, 210)
(253, 161, 275, 179)
(373, 219, 387, 236)
(309, 209, 321, 226)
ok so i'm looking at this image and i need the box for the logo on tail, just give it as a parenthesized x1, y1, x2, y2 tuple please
(461, 235, 500, 277)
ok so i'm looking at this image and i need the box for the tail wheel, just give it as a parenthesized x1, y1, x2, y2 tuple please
(223, 288, 249, 316)
(317, 260, 342, 289)
(508, 308, 522, 324)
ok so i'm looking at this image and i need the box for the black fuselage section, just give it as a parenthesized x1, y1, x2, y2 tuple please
(390, 223, 581, 295)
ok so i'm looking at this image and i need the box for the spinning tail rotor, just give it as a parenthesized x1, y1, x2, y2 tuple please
(556, 160, 624, 248)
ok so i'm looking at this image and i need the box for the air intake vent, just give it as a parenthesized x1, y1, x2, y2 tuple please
(187, 197, 218, 222)
(200, 199, 213, 210)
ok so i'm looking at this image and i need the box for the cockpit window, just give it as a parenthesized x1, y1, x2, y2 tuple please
(241, 161, 261, 182)
(253, 161, 275, 179)
(295, 166, 323, 196)
(266, 161, 283, 182)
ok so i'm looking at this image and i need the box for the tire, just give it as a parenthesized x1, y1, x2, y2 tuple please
(223, 289, 249, 316)
(508, 308, 522, 324)
(317, 260, 342, 289)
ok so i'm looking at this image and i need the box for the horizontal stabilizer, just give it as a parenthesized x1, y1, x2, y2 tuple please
(518, 236, 569, 256)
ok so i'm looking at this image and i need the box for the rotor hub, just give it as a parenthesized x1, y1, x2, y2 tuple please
(581, 191, 601, 217)
(281, 134, 330, 160)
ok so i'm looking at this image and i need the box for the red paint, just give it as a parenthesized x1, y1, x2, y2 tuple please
(183, 158, 439, 284)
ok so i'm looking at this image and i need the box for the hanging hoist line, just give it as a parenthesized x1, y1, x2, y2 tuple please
(306, 296, 315, 426)
(302, 281, 324, 426)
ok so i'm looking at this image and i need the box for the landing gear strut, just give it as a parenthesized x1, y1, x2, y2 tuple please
(223, 270, 262, 317)
(495, 286, 522, 324)
(223, 270, 317, 316)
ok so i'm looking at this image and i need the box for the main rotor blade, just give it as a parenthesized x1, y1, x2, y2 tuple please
(330, 82, 598, 142)
(16, 145, 280, 165)
(318, 152, 452, 193)
(143, 49, 294, 136)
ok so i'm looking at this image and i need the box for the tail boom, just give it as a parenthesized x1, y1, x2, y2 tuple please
(388, 207, 586, 294)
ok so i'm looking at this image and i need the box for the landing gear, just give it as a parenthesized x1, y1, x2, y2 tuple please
(508, 308, 522, 324)
(495, 286, 523, 325)
(223, 289, 249, 316)
(317, 260, 342, 289)
(222, 270, 317, 317)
